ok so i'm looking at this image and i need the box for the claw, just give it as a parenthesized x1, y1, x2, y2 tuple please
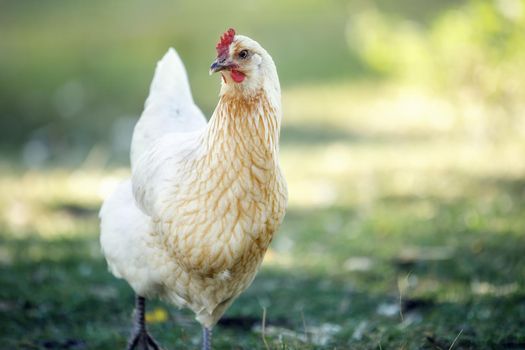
(127, 330, 162, 350)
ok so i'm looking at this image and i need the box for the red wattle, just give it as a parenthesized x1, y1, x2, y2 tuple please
(230, 70, 246, 83)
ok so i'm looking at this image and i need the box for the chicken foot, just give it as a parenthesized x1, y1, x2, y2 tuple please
(126, 295, 163, 350)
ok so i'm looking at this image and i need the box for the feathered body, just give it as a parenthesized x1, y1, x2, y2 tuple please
(100, 33, 287, 329)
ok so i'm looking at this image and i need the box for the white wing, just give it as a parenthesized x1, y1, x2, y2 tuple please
(131, 129, 203, 216)
(131, 48, 207, 167)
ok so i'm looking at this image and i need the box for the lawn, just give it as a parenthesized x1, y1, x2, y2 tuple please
(1, 0, 525, 348)
(1, 82, 524, 349)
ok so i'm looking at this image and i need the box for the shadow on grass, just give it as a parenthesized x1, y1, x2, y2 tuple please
(1, 231, 524, 349)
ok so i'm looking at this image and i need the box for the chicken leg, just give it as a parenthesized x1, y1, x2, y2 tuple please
(126, 295, 162, 350)
(202, 327, 212, 350)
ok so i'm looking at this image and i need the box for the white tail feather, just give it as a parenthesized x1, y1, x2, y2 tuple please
(147, 48, 194, 106)
(131, 48, 207, 166)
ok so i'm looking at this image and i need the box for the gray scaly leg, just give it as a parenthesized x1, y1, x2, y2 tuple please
(126, 295, 162, 350)
(202, 326, 212, 350)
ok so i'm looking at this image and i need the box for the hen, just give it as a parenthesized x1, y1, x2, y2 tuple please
(99, 28, 287, 350)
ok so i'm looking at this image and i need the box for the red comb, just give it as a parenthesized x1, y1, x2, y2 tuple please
(216, 28, 236, 58)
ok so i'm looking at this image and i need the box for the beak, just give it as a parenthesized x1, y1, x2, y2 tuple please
(209, 58, 235, 75)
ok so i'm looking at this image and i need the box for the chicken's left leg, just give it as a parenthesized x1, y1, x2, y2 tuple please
(202, 326, 212, 350)
(126, 295, 162, 350)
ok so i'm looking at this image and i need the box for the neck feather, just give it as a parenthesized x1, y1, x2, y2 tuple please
(203, 90, 281, 160)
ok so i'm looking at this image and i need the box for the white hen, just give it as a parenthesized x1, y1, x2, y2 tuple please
(99, 28, 287, 350)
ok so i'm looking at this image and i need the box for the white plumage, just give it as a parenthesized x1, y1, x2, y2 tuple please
(130, 48, 207, 167)
(99, 30, 287, 349)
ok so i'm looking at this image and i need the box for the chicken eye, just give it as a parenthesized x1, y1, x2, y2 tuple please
(238, 50, 249, 59)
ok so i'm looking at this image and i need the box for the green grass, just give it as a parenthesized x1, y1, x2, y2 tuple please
(1, 0, 524, 348)
(1, 82, 525, 349)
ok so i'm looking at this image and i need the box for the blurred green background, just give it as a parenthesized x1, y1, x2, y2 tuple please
(1, 0, 525, 349)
